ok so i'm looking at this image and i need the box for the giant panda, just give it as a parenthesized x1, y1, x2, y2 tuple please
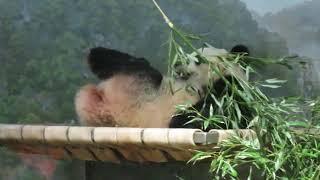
(75, 45, 250, 129)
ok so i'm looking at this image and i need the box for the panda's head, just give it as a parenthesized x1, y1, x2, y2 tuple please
(172, 45, 249, 96)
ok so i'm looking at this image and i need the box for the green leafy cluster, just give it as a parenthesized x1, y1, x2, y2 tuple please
(153, 1, 320, 179)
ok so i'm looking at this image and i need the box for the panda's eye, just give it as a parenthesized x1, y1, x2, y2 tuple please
(195, 55, 202, 66)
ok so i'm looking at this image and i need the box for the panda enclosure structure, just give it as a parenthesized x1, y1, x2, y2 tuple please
(0, 124, 257, 178)
(0, 124, 256, 162)
(0, 124, 318, 179)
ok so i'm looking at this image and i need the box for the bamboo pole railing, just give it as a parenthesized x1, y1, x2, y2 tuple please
(0, 124, 256, 163)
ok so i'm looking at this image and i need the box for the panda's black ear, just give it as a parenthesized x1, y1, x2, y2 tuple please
(87, 47, 152, 79)
(230, 44, 250, 56)
(87, 47, 139, 79)
(87, 47, 163, 87)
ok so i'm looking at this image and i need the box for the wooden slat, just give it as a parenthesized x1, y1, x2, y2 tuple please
(68, 127, 95, 145)
(21, 125, 46, 144)
(44, 126, 69, 145)
(0, 124, 23, 142)
(208, 129, 256, 144)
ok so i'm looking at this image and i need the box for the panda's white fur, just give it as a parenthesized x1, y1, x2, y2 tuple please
(75, 46, 246, 128)
(75, 75, 199, 127)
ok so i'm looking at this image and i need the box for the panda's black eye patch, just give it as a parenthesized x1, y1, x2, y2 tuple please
(195, 55, 204, 66)
(173, 61, 182, 67)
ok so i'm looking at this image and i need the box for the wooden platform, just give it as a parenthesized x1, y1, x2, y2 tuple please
(0, 124, 255, 163)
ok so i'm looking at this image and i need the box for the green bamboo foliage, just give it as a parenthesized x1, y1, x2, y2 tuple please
(153, 1, 320, 179)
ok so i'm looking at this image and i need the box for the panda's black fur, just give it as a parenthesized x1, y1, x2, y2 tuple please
(231, 44, 250, 56)
(75, 45, 250, 130)
(88, 47, 163, 88)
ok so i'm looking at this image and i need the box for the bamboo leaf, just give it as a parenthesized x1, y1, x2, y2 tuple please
(265, 78, 287, 84)
(260, 84, 282, 89)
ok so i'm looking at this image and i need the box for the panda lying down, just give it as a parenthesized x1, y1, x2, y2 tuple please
(75, 45, 250, 130)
